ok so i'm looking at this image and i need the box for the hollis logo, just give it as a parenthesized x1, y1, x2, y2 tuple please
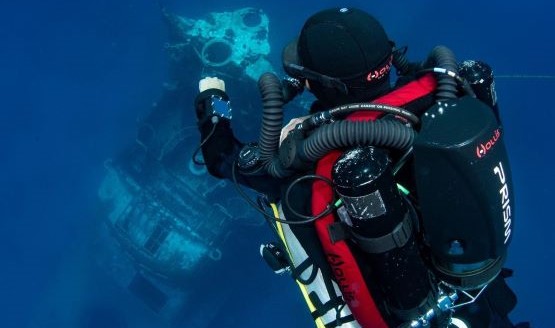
(476, 128, 501, 158)
(366, 56, 392, 82)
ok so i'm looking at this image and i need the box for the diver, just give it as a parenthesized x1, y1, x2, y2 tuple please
(191, 7, 529, 328)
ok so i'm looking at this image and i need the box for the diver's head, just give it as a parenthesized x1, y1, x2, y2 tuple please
(282, 7, 393, 107)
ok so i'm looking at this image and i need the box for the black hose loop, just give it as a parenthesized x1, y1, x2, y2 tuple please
(392, 46, 411, 76)
(257, 72, 285, 165)
(301, 120, 415, 162)
(423, 45, 458, 101)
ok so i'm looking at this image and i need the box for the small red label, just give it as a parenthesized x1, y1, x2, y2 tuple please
(476, 128, 501, 158)
(366, 56, 392, 82)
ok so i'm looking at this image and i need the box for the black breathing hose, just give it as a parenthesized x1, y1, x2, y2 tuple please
(256, 73, 294, 178)
(392, 45, 414, 76)
(422, 46, 458, 101)
(254, 46, 456, 178)
(255, 74, 417, 178)
(257, 73, 285, 163)
(300, 119, 416, 163)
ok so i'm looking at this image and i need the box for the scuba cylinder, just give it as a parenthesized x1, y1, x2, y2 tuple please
(458, 60, 497, 108)
(458, 60, 500, 122)
(332, 146, 436, 323)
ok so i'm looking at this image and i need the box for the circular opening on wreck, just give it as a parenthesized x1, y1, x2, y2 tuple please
(209, 248, 222, 261)
(201, 39, 233, 67)
(241, 10, 262, 28)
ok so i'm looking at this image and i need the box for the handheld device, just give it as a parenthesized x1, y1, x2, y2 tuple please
(209, 95, 232, 119)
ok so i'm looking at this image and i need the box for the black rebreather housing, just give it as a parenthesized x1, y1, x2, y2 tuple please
(413, 95, 514, 290)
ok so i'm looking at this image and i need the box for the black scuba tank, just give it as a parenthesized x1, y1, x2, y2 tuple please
(332, 146, 435, 321)
(458, 60, 500, 121)
(413, 95, 514, 290)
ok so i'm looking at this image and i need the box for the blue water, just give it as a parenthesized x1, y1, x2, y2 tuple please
(1, 1, 553, 327)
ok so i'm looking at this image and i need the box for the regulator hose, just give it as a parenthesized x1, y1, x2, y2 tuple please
(422, 46, 458, 101)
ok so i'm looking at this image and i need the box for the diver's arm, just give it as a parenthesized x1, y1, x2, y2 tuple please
(194, 78, 281, 198)
(195, 87, 239, 179)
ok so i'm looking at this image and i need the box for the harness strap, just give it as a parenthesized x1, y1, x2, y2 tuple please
(309, 293, 344, 319)
(309, 292, 357, 328)
(329, 212, 413, 253)
(351, 212, 413, 253)
(292, 257, 319, 285)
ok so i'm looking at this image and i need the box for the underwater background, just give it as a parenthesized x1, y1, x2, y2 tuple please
(1, 0, 553, 327)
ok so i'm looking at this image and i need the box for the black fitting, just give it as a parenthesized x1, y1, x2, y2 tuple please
(281, 77, 304, 104)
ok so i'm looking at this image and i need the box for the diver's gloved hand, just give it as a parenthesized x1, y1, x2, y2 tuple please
(199, 76, 226, 92)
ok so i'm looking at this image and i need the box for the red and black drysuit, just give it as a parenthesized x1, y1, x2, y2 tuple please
(193, 74, 523, 328)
